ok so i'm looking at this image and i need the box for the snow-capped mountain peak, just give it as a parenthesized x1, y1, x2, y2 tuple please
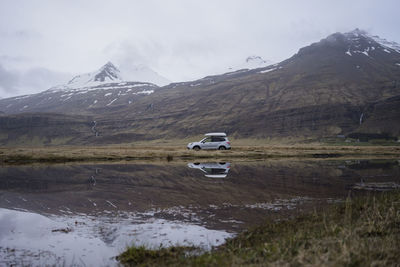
(49, 61, 171, 92)
(93, 61, 122, 82)
(344, 28, 367, 37)
(66, 62, 123, 89)
(342, 28, 400, 56)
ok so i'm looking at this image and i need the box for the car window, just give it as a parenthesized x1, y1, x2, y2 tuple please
(211, 137, 225, 142)
(203, 137, 212, 142)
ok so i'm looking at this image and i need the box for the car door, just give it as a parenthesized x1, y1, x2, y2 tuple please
(210, 136, 224, 149)
(201, 137, 214, 149)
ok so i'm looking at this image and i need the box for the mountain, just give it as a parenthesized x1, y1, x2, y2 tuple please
(54, 61, 170, 89)
(0, 62, 159, 115)
(83, 29, 399, 140)
(0, 29, 399, 145)
(62, 61, 123, 89)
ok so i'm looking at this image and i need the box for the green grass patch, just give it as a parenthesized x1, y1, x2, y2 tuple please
(118, 191, 400, 266)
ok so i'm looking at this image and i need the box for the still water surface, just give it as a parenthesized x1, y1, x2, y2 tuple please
(0, 159, 399, 266)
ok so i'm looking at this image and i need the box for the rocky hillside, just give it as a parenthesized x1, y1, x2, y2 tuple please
(0, 113, 92, 146)
(0, 29, 399, 145)
(0, 62, 159, 115)
(89, 29, 400, 142)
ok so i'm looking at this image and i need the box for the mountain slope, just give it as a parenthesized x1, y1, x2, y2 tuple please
(0, 62, 159, 115)
(91, 29, 400, 140)
(0, 29, 399, 145)
(0, 113, 92, 146)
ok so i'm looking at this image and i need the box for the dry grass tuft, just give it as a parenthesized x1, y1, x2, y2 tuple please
(1, 143, 400, 164)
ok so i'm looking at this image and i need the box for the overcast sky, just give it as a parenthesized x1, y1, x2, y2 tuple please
(0, 0, 399, 98)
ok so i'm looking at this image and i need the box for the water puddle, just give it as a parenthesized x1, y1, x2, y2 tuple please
(0, 159, 399, 266)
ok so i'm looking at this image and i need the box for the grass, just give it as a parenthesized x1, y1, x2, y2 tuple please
(118, 190, 400, 266)
(321, 137, 400, 147)
(0, 143, 400, 164)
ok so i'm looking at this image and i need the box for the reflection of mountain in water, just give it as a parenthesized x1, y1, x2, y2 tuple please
(0, 160, 399, 229)
(346, 160, 399, 170)
(187, 162, 231, 178)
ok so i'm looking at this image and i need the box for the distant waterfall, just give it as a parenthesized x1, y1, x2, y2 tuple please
(91, 121, 99, 137)
(359, 113, 364, 125)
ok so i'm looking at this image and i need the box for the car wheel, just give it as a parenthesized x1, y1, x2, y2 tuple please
(218, 146, 226, 150)
(193, 146, 201, 151)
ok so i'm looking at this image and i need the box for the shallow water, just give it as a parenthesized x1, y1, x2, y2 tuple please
(0, 159, 399, 266)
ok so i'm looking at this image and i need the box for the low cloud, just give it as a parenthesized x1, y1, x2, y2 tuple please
(0, 64, 19, 97)
(1, 0, 400, 95)
(0, 63, 71, 98)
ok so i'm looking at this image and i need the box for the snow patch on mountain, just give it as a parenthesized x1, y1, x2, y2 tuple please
(136, 89, 154, 95)
(259, 67, 277, 74)
(106, 98, 118, 106)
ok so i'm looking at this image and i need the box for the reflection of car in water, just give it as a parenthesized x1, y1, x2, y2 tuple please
(187, 162, 231, 178)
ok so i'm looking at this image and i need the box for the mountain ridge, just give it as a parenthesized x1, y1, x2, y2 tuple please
(0, 29, 399, 145)
(0, 62, 162, 115)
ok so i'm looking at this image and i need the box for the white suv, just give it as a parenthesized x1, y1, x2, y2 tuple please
(187, 133, 231, 150)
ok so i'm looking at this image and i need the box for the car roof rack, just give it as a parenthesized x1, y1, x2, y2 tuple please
(204, 132, 227, 137)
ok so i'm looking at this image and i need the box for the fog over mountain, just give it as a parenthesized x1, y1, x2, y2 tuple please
(0, 0, 399, 98)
